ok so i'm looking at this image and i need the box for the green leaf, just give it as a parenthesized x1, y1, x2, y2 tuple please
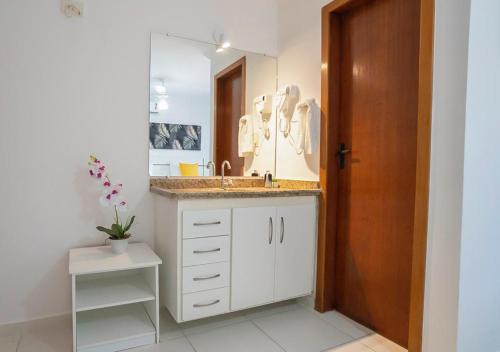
(112, 223, 124, 236)
(96, 226, 116, 237)
(123, 216, 135, 233)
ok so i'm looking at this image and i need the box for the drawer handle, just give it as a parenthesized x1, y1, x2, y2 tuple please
(269, 217, 273, 244)
(280, 217, 285, 243)
(193, 248, 221, 254)
(193, 299, 220, 308)
(193, 274, 221, 281)
(193, 221, 221, 226)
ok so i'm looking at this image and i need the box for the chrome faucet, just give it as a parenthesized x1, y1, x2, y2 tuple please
(206, 161, 215, 176)
(221, 160, 232, 189)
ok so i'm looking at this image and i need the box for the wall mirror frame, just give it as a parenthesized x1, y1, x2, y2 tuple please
(149, 32, 278, 178)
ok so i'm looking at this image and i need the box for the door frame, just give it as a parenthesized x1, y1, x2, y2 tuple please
(315, 0, 434, 351)
(213, 57, 246, 173)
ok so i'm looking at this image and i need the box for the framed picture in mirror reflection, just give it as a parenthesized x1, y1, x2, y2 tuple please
(149, 123, 201, 151)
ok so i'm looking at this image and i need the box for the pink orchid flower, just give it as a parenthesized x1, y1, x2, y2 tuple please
(88, 155, 135, 240)
(88, 156, 128, 212)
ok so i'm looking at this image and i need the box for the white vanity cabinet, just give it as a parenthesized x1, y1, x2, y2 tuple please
(232, 206, 277, 310)
(232, 204, 316, 310)
(275, 204, 316, 301)
(154, 195, 317, 323)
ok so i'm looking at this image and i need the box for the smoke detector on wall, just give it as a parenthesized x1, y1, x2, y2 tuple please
(61, 0, 83, 18)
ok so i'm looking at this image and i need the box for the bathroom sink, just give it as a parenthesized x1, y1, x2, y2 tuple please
(221, 187, 274, 192)
(189, 187, 269, 192)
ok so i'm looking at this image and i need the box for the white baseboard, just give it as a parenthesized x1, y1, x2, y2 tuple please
(0, 311, 71, 327)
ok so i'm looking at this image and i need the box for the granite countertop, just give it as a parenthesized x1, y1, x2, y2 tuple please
(150, 177, 321, 199)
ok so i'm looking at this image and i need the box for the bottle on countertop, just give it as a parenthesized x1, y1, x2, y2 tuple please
(251, 170, 260, 177)
(264, 171, 272, 188)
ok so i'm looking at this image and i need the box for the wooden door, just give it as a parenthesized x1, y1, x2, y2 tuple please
(330, 0, 420, 347)
(214, 58, 246, 176)
(231, 206, 276, 310)
(275, 204, 316, 301)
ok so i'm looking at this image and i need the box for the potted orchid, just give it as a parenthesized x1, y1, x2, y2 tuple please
(88, 155, 135, 254)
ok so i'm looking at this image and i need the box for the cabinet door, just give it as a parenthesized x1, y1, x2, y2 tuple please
(275, 203, 316, 301)
(231, 207, 276, 310)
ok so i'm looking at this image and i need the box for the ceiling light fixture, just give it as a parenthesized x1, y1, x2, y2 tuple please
(151, 78, 169, 112)
(156, 99, 169, 111)
(152, 79, 168, 95)
(154, 84, 167, 95)
(213, 32, 231, 53)
(215, 44, 225, 53)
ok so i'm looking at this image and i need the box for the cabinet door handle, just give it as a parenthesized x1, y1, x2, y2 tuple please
(193, 299, 220, 308)
(269, 217, 273, 244)
(280, 217, 285, 243)
(193, 248, 221, 254)
(193, 221, 221, 226)
(193, 274, 221, 281)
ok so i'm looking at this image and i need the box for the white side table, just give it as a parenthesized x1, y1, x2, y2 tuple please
(69, 243, 162, 352)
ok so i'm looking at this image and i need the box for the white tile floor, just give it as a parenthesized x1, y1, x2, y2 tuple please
(0, 300, 407, 352)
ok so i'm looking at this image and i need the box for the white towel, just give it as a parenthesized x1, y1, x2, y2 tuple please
(290, 98, 319, 155)
(276, 84, 300, 137)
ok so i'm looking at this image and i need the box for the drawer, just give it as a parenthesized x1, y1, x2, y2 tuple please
(182, 287, 229, 321)
(183, 236, 230, 267)
(183, 262, 229, 294)
(183, 209, 231, 239)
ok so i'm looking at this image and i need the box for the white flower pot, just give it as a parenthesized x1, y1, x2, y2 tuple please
(110, 238, 129, 254)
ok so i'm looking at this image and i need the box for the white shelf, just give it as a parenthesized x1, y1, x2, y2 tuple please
(76, 275, 155, 312)
(69, 243, 162, 275)
(70, 243, 161, 351)
(76, 304, 156, 351)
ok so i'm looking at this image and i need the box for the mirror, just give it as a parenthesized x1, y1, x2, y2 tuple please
(149, 33, 277, 177)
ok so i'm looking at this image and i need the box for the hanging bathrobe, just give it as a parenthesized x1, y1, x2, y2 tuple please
(289, 98, 319, 155)
(238, 114, 262, 157)
(238, 115, 254, 157)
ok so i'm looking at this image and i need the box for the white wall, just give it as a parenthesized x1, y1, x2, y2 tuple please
(422, 1, 471, 351)
(274, 0, 330, 181)
(457, 1, 500, 351)
(0, 0, 278, 325)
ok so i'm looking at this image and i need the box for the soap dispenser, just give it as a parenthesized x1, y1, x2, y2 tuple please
(264, 171, 273, 188)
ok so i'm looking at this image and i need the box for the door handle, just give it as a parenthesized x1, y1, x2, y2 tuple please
(269, 217, 273, 244)
(338, 143, 351, 169)
(280, 217, 285, 243)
